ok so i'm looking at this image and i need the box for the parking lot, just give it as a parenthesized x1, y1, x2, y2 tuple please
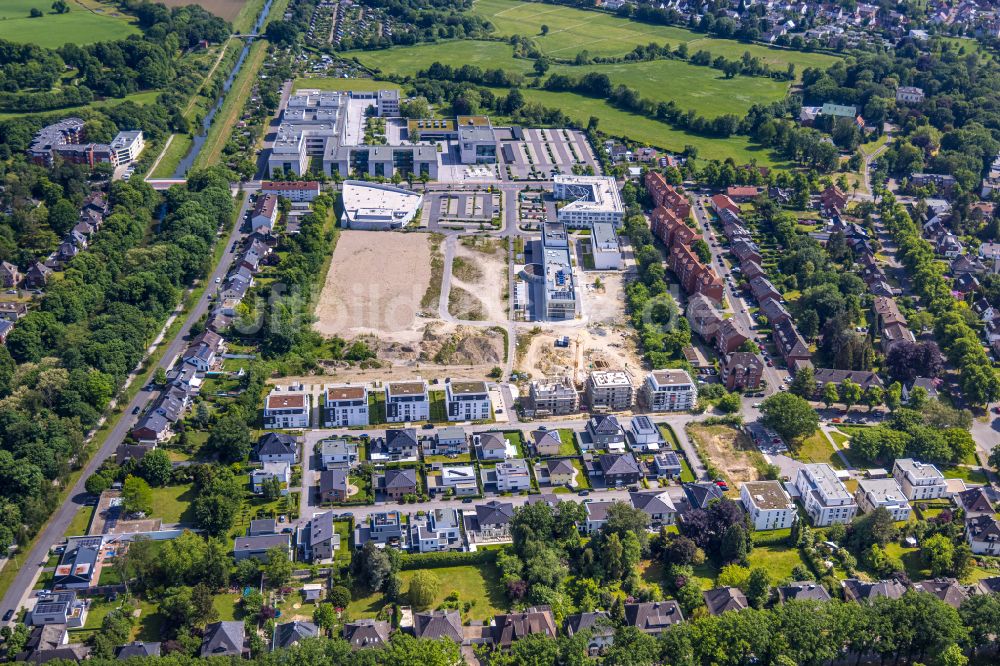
(426, 191, 498, 228)
(501, 128, 599, 180)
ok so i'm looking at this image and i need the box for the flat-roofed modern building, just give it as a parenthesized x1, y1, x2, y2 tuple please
(591, 222, 622, 269)
(444, 380, 491, 421)
(586, 370, 634, 412)
(553, 175, 623, 228)
(641, 369, 695, 412)
(323, 385, 369, 427)
(891, 458, 947, 501)
(855, 478, 911, 522)
(110, 130, 144, 165)
(795, 463, 857, 526)
(527, 377, 579, 416)
(541, 221, 578, 320)
(385, 379, 430, 423)
(740, 481, 796, 531)
(457, 115, 498, 163)
(263, 389, 311, 429)
(340, 181, 423, 230)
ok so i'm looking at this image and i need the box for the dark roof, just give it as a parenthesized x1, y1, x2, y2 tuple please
(546, 459, 575, 476)
(776, 581, 831, 603)
(233, 533, 290, 556)
(683, 482, 724, 509)
(589, 414, 622, 435)
(531, 429, 563, 450)
(200, 621, 246, 657)
(114, 642, 161, 658)
(321, 468, 349, 494)
(624, 601, 685, 633)
(958, 488, 993, 513)
(343, 619, 390, 648)
(256, 432, 297, 457)
(564, 611, 613, 638)
(629, 490, 675, 516)
(598, 453, 640, 476)
(272, 621, 318, 650)
(386, 428, 418, 451)
(703, 587, 749, 615)
(413, 610, 462, 642)
(475, 500, 514, 527)
(912, 579, 968, 609)
(490, 607, 556, 647)
(384, 468, 417, 490)
(842, 578, 906, 602)
(966, 515, 1000, 544)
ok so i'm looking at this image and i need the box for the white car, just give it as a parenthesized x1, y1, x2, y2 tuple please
(215, 277, 221, 284)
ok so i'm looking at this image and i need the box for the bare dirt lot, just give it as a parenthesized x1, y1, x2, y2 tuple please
(315, 231, 431, 344)
(448, 236, 508, 323)
(687, 424, 764, 485)
(517, 270, 642, 383)
(159, 0, 246, 22)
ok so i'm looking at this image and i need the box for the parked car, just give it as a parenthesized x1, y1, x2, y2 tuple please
(2, 609, 13, 622)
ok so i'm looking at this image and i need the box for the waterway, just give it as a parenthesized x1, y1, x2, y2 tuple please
(172, 0, 275, 177)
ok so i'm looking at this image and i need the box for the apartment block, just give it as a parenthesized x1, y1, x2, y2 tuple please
(891, 458, 947, 501)
(640, 370, 695, 412)
(855, 478, 911, 522)
(586, 370, 635, 412)
(794, 463, 857, 526)
(385, 380, 430, 423)
(324, 385, 369, 427)
(263, 389, 311, 429)
(527, 377, 579, 416)
(740, 481, 797, 531)
(445, 380, 491, 421)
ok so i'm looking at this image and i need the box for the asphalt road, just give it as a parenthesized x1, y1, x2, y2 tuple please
(0, 189, 253, 622)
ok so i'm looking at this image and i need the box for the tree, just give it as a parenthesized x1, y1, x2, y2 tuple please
(533, 57, 550, 77)
(886, 382, 902, 411)
(235, 557, 260, 586)
(865, 386, 884, 412)
(352, 541, 392, 593)
(761, 392, 819, 442)
(602, 533, 625, 581)
(51, 0, 70, 13)
(720, 524, 748, 564)
(264, 546, 293, 587)
(840, 379, 862, 411)
(789, 366, 815, 398)
(153, 367, 167, 385)
(540, 24, 549, 35)
(922, 534, 955, 577)
(692, 238, 711, 263)
(408, 569, 441, 609)
(29, 7, 43, 17)
(85, 472, 111, 495)
(122, 475, 153, 516)
(329, 585, 351, 609)
(822, 382, 840, 409)
(191, 583, 219, 625)
(206, 414, 251, 463)
(138, 449, 172, 487)
(313, 603, 336, 635)
(908, 385, 929, 409)
(193, 493, 239, 537)
(746, 567, 770, 608)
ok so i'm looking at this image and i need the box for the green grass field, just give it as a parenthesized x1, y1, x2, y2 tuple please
(795, 430, 845, 469)
(473, 0, 840, 73)
(746, 543, 807, 581)
(149, 484, 197, 524)
(0, 0, 139, 48)
(294, 77, 403, 92)
(63, 505, 94, 538)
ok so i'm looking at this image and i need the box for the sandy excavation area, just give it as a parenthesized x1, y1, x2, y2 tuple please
(314, 230, 431, 344)
(448, 236, 508, 322)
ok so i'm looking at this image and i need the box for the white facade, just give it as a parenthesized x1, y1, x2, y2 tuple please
(250, 462, 291, 495)
(341, 181, 422, 230)
(495, 458, 531, 492)
(855, 478, 911, 522)
(892, 458, 947, 501)
(263, 390, 311, 429)
(260, 181, 321, 202)
(445, 380, 491, 421)
(591, 222, 622, 270)
(586, 370, 635, 412)
(795, 464, 857, 526)
(641, 370, 696, 412)
(324, 385, 369, 427)
(553, 175, 623, 228)
(110, 131, 144, 165)
(385, 380, 429, 423)
(740, 481, 797, 531)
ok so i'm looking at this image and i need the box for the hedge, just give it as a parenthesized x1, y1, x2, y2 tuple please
(398, 549, 499, 571)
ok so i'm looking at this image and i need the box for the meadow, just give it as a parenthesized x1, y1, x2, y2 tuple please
(473, 0, 841, 74)
(0, 0, 139, 48)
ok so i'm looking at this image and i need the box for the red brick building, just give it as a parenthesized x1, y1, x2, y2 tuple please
(721, 352, 764, 390)
(645, 172, 691, 218)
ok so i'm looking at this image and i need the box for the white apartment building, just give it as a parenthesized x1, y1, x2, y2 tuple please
(445, 380, 491, 421)
(494, 458, 532, 492)
(891, 458, 947, 501)
(591, 222, 622, 270)
(263, 389, 311, 429)
(740, 481, 797, 531)
(324, 385, 369, 427)
(385, 380, 430, 423)
(259, 180, 321, 202)
(586, 370, 635, 412)
(640, 369, 696, 412)
(110, 130, 144, 165)
(855, 478, 911, 522)
(795, 463, 858, 526)
(553, 175, 623, 228)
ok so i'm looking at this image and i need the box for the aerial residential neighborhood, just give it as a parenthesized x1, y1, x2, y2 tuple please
(1, 0, 1000, 663)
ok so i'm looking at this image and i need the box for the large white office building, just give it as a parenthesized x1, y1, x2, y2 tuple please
(795, 463, 857, 526)
(540, 222, 578, 320)
(553, 175, 623, 229)
(340, 181, 423, 230)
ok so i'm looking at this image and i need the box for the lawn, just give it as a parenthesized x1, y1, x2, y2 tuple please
(0, 0, 139, 48)
(942, 466, 988, 485)
(355, 40, 535, 78)
(503, 431, 527, 457)
(346, 563, 507, 621)
(334, 521, 352, 561)
(64, 505, 94, 538)
(213, 593, 243, 621)
(794, 430, 845, 469)
(569, 458, 592, 489)
(149, 484, 197, 524)
(473, 0, 840, 73)
(746, 544, 807, 581)
(294, 77, 403, 93)
(556, 429, 579, 456)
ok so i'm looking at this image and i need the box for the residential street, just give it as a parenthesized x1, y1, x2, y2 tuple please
(0, 189, 253, 623)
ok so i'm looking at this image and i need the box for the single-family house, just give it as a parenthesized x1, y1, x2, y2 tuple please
(255, 433, 298, 464)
